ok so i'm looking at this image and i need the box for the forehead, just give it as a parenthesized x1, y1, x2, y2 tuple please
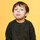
(14, 5, 25, 8)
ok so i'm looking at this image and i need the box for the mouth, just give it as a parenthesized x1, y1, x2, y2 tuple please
(16, 14, 21, 16)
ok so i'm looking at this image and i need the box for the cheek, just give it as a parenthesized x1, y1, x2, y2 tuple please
(20, 11, 25, 16)
(13, 12, 16, 17)
(14, 11, 17, 14)
(13, 11, 17, 16)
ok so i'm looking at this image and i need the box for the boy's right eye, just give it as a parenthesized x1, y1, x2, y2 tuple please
(14, 9, 18, 10)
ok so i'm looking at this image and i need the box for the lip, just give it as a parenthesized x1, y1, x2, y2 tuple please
(16, 14, 21, 16)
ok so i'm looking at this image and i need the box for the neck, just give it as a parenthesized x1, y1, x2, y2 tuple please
(16, 18, 25, 23)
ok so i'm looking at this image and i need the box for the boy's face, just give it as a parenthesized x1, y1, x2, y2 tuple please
(13, 5, 28, 20)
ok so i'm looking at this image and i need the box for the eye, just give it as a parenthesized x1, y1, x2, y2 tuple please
(14, 9, 18, 10)
(21, 9, 24, 11)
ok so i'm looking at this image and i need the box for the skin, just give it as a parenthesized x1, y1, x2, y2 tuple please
(13, 5, 28, 23)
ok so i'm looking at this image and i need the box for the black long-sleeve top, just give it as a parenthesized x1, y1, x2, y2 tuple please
(5, 19, 36, 40)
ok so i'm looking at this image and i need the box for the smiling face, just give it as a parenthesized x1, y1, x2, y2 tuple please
(13, 5, 27, 20)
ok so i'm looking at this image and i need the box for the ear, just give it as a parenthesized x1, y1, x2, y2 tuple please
(25, 12, 28, 16)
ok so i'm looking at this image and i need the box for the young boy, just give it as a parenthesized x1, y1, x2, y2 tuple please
(5, 1, 36, 40)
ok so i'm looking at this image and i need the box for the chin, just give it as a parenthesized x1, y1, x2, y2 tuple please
(16, 17, 24, 20)
(16, 18, 21, 20)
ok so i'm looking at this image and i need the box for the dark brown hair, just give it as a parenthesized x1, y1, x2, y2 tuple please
(12, 1, 29, 18)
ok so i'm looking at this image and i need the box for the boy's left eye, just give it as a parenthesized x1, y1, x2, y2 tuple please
(21, 9, 24, 11)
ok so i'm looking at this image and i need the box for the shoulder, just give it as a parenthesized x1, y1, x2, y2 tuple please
(25, 19, 33, 25)
(25, 19, 34, 27)
(8, 19, 16, 25)
(26, 19, 34, 28)
(6, 19, 16, 29)
(7, 19, 16, 29)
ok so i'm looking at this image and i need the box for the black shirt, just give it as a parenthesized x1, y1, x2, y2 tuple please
(5, 19, 36, 40)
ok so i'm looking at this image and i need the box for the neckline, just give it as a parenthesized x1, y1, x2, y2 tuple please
(15, 19, 26, 24)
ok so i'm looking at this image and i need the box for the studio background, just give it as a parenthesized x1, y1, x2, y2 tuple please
(0, 0, 40, 40)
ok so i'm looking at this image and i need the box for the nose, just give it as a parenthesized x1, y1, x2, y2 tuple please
(17, 10, 20, 12)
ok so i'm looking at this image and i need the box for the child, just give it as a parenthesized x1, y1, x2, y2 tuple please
(5, 1, 36, 40)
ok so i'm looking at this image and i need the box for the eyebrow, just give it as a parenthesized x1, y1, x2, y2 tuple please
(14, 7, 25, 9)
